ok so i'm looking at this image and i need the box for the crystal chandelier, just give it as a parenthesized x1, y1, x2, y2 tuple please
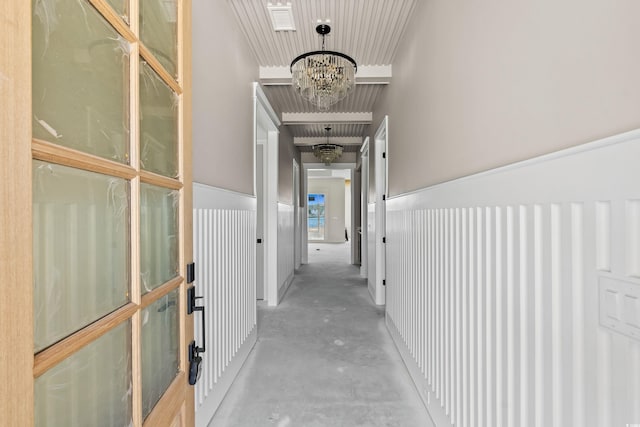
(290, 24, 357, 111)
(313, 127, 344, 165)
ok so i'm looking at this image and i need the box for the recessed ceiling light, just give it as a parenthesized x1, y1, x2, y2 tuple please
(267, 3, 296, 31)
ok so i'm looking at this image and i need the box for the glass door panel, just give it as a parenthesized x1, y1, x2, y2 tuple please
(33, 160, 130, 352)
(140, 60, 179, 178)
(141, 290, 180, 419)
(139, 0, 178, 76)
(140, 183, 179, 293)
(32, 0, 130, 163)
(31, 0, 190, 424)
(308, 193, 326, 240)
(35, 321, 132, 427)
(105, 0, 129, 20)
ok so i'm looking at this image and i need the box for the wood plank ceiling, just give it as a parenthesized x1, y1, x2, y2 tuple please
(227, 0, 417, 150)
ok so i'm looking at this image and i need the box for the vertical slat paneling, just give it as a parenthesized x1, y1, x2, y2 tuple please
(193, 206, 256, 411)
(550, 204, 563, 427)
(461, 208, 469, 427)
(627, 200, 640, 277)
(571, 203, 585, 426)
(384, 132, 640, 427)
(476, 207, 485, 427)
(485, 207, 495, 427)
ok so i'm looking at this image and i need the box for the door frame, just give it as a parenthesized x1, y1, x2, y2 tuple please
(303, 163, 356, 256)
(1, 1, 33, 424)
(373, 117, 388, 305)
(360, 138, 370, 278)
(293, 158, 302, 269)
(253, 83, 280, 306)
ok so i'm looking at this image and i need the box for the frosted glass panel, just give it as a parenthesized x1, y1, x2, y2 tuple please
(32, 0, 130, 163)
(105, 0, 128, 19)
(35, 321, 132, 427)
(140, 60, 179, 178)
(33, 161, 130, 352)
(140, 0, 178, 76)
(140, 184, 179, 293)
(142, 291, 179, 419)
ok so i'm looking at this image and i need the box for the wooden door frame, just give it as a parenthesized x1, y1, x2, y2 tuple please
(1, 1, 34, 425)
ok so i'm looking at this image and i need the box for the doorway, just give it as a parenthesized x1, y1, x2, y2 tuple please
(253, 83, 280, 306)
(304, 166, 356, 264)
(308, 193, 326, 240)
(367, 117, 388, 305)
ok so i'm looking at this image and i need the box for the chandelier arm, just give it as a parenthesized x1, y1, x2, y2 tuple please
(289, 50, 358, 72)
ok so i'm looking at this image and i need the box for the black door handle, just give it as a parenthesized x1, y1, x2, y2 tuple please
(187, 286, 206, 386)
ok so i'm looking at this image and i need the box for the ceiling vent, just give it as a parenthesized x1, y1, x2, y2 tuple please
(267, 3, 296, 31)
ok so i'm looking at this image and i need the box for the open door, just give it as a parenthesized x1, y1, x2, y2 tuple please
(2, 1, 194, 425)
(368, 118, 388, 305)
(360, 138, 370, 279)
(293, 159, 302, 269)
(254, 83, 280, 306)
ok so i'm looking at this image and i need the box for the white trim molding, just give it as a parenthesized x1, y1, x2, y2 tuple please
(385, 130, 640, 427)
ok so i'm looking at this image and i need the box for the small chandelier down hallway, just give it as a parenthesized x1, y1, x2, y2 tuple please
(313, 127, 344, 166)
(290, 24, 357, 111)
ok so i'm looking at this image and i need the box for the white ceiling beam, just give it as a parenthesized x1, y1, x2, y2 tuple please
(282, 112, 372, 125)
(259, 65, 392, 85)
(294, 136, 363, 146)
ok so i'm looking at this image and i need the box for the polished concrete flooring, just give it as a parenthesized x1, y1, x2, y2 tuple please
(209, 243, 432, 427)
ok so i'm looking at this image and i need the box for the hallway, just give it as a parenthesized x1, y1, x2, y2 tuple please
(209, 243, 432, 426)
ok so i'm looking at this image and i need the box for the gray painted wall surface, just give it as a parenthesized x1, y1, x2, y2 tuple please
(278, 126, 302, 205)
(192, 1, 258, 194)
(375, 0, 640, 196)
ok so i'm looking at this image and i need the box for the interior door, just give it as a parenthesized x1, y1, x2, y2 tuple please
(256, 143, 265, 300)
(373, 117, 388, 305)
(24, 1, 193, 425)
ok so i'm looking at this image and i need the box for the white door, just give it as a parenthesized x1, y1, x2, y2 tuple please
(360, 138, 370, 279)
(253, 83, 280, 306)
(256, 143, 266, 300)
(373, 117, 389, 305)
(293, 159, 302, 269)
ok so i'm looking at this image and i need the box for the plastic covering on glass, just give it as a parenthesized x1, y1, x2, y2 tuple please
(140, 0, 178, 77)
(35, 321, 132, 427)
(140, 183, 179, 293)
(140, 59, 179, 178)
(33, 160, 130, 352)
(32, 0, 130, 163)
(105, 0, 128, 21)
(141, 290, 180, 419)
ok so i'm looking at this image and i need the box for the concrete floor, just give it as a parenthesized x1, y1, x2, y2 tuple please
(209, 243, 433, 427)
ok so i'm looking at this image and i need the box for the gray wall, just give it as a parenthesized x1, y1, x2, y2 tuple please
(374, 0, 640, 196)
(192, 1, 258, 194)
(278, 126, 302, 205)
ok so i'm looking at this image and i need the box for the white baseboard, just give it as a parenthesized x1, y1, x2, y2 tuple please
(195, 328, 257, 427)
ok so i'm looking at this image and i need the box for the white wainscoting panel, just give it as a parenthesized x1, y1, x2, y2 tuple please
(193, 183, 257, 427)
(368, 203, 377, 302)
(278, 203, 295, 303)
(386, 131, 640, 427)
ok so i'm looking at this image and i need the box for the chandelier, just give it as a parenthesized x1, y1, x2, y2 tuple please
(313, 127, 344, 165)
(290, 24, 357, 111)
